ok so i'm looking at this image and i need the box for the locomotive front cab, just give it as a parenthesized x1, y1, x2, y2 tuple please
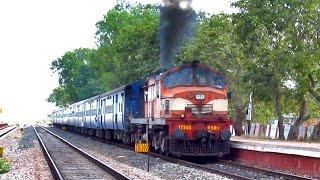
(158, 62, 233, 156)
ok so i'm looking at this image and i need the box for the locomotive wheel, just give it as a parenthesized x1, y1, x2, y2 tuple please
(105, 130, 113, 141)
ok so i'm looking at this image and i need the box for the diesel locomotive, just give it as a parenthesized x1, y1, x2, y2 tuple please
(52, 61, 233, 156)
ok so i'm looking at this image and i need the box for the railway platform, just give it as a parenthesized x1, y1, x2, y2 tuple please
(231, 136, 320, 158)
(228, 136, 320, 178)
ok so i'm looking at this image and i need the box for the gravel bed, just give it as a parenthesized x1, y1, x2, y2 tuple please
(48, 126, 230, 180)
(0, 126, 53, 180)
(206, 163, 273, 180)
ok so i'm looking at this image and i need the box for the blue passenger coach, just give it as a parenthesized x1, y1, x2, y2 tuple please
(52, 81, 144, 144)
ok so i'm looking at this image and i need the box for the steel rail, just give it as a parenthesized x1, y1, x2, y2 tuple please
(150, 152, 253, 180)
(0, 126, 17, 138)
(33, 126, 64, 180)
(36, 126, 131, 180)
(218, 159, 311, 180)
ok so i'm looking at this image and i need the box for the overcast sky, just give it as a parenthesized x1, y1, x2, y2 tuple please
(0, 0, 234, 124)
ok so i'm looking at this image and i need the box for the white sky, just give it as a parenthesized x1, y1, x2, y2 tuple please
(0, 0, 234, 124)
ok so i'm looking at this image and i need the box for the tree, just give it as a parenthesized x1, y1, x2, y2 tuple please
(92, 2, 160, 89)
(47, 85, 72, 107)
(48, 48, 101, 107)
(233, 0, 320, 139)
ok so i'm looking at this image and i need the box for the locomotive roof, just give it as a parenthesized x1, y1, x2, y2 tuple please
(147, 61, 219, 79)
(161, 61, 224, 78)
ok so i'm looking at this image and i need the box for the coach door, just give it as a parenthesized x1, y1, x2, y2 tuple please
(113, 95, 118, 129)
(117, 92, 124, 130)
(100, 98, 104, 129)
(81, 104, 85, 127)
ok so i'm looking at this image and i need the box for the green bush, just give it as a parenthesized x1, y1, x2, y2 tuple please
(0, 158, 10, 174)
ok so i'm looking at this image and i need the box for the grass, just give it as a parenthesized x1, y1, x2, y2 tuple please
(0, 158, 10, 174)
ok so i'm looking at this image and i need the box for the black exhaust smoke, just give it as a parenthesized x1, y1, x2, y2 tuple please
(159, 0, 196, 69)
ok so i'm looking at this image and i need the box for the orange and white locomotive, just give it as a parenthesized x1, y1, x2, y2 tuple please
(132, 61, 232, 156)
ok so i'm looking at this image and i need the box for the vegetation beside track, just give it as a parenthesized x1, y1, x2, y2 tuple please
(0, 157, 10, 174)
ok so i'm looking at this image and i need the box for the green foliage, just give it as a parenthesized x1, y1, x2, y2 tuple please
(48, 2, 160, 106)
(307, 96, 320, 117)
(232, 0, 320, 126)
(48, 48, 103, 107)
(0, 158, 10, 174)
(92, 2, 160, 89)
(47, 85, 71, 107)
(253, 101, 274, 124)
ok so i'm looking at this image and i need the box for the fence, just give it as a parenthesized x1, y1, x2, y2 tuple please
(230, 122, 319, 140)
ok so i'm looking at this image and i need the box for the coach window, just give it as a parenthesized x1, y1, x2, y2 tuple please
(122, 103, 124, 112)
(156, 82, 160, 98)
(116, 94, 118, 103)
(165, 100, 170, 114)
(145, 92, 148, 102)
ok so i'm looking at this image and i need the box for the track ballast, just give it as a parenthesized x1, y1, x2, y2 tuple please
(33, 126, 131, 180)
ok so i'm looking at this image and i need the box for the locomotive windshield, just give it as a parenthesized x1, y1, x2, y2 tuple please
(162, 67, 193, 87)
(163, 66, 226, 88)
(194, 67, 226, 88)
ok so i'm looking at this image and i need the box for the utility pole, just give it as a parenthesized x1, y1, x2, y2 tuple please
(146, 118, 150, 172)
(246, 92, 253, 134)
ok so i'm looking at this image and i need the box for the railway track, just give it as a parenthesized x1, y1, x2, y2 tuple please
(33, 126, 131, 180)
(86, 135, 310, 179)
(216, 159, 310, 180)
(0, 125, 17, 138)
(49, 126, 311, 180)
(147, 151, 310, 180)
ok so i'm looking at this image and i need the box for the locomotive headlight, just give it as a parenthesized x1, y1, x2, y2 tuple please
(220, 129, 231, 140)
(180, 113, 185, 118)
(195, 94, 205, 100)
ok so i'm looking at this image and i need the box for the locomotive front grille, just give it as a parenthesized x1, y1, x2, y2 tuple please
(169, 139, 230, 156)
(186, 104, 213, 118)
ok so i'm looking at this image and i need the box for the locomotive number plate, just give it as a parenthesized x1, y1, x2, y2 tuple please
(207, 125, 220, 131)
(178, 124, 191, 130)
(135, 143, 149, 152)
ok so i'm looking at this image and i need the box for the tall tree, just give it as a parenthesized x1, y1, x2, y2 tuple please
(48, 48, 101, 107)
(92, 2, 160, 90)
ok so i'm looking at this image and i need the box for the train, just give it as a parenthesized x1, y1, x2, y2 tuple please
(52, 61, 233, 156)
